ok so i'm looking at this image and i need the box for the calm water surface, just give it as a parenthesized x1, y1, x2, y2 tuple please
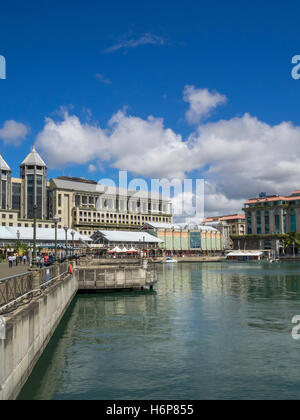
(18, 262, 300, 400)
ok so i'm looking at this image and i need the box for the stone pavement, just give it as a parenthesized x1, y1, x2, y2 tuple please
(0, 263, 30, 279)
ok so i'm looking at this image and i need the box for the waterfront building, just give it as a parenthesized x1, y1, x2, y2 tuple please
(140, 222, 222, 254)
(91, 229, 164, 253)
(0, 226, 91, 255)
(0, 149, 173, 236)
(233, 191, 300, 255)
(202, 214, 245, 236)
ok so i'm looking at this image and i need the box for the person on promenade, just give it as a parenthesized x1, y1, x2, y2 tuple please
(8, 255, 13, 268)
(23, 255, 27, 265)
(40, 256, 45, 269)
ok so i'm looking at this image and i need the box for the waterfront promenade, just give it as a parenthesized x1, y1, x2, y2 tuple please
(0, 263, 29, 279)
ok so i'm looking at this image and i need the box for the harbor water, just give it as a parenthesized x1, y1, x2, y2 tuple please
(18, 262, 300, 400)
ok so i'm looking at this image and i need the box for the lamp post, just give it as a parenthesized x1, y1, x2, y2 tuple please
(64, 226, 68, 261)
(32, 204, 37, 268)
(71, 231, 75, 259)
(53, 216, 60, 263)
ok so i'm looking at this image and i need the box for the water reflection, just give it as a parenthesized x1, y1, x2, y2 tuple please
(18, 262, 300, 400)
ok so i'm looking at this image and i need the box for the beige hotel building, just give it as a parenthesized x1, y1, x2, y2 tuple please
(0, 147, 173, 236)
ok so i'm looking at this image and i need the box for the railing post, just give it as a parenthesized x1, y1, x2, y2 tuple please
(30, 268, 41, 290)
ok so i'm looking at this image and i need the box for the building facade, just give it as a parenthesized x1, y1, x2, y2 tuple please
(202, 214, 245, 237)
(232, 191, 300, 255)
(0, 148, 173, 236)
(140, 222, 223, 254)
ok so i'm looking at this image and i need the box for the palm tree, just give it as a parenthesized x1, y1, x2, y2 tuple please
(283, 232, 300, 255)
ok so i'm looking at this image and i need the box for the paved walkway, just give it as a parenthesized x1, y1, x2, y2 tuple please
(0, 263, 30, 279)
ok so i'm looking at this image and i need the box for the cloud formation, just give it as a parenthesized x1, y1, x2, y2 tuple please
(95, 73, 112, 85)
(0, 120, 29, 145)
(183, 86, 227, 124)
(103, 33, 166, 53)
(35, 86, 300, 216)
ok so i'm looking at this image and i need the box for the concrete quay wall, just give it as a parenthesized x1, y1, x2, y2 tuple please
(0, 271, 78, 400)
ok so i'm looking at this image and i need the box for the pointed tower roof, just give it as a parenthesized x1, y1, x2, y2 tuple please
(0, 154, 11, 172)
(20, 145, 47, 167)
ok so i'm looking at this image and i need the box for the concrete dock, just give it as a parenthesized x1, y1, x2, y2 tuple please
(0, 261, 156, 400)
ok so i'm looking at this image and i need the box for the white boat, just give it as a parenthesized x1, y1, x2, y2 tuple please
(162, 257, 178, 264)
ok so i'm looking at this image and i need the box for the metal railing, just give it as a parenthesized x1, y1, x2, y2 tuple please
(0, 272, 34, 309)
(0, 262, 71, 312)
(39, 263, 68, 285)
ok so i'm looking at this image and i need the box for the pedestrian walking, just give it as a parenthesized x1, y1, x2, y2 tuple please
(8, 255, 13, 268)
(40, 256, 45, 269)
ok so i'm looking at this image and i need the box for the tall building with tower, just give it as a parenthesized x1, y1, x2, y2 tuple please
(0, 146, 173, 235)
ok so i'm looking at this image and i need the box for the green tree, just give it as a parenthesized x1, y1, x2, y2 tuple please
(283, 232, 300, 254)
(14, 241, 28, 256)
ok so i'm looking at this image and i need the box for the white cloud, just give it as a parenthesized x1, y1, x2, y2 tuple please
(0, 120, 29, 145)
(36, 87, 300, 218)
(36, 110, 190, 178)
(95, 73, 112, 85)
(103, 33, 166, 53)
(183, 86, 227, 124)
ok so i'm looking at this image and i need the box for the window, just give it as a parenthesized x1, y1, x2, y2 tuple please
(274, 209, 280, 234)
(246, 212, 252, 235)
(58, 194, 62, 207)
(36, 175, 43, 219)
(256, 211, 261, 234)
(2, 214, 5, 218)
(9, 214, 13, 219)
(264, 211, 270, 234)
(12, 183, 21, 213)
(290, 210, 296, 232)
(75, 195, 80, 206)
(1, 180, 6, 209)
(190, 232, 201, 249)
(9, 223, 13, 227)
(82, 196, 87, 205)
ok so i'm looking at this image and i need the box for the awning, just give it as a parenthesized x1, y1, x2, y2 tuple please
(108, 246, 123, 253)
(127, 247, 138, 253)
(226, 251, 263, 257)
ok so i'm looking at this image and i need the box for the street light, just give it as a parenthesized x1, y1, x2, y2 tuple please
(32, 204, 37, 268)
(71, 230, 75, 259)
(17, 230, 20, 241)
(64, 226, 68, 261)
(53, 216, 60, 263)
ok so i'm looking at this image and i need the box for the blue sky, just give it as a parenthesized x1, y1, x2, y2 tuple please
(1, 0, 300, 215)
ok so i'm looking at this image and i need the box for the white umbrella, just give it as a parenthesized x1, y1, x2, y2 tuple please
(108, 246, 122, 253)
(128, 247, 138, 253)
(120, 247, 128, 253)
